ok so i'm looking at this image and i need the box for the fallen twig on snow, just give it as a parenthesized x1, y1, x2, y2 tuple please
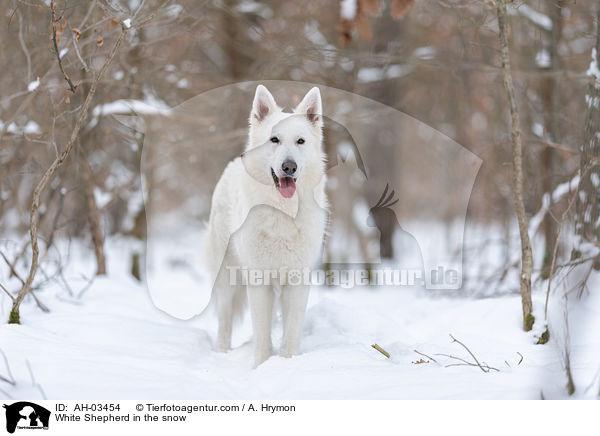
(371, 344, 390, 358)
(413, 349, 439, 364)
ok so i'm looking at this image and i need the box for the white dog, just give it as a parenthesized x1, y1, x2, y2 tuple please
(206, 85, 328, 366)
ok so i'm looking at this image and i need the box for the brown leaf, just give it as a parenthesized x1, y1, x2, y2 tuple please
(390, 0, 414, 19)
(72, 28, 81, 42)
(359, 0, 381, 16)
(65, 95, 70, 104)
(356, 13, 372, 39)
(96, 32, 103, 47)
(60, 18, 67, 32)
(337, 19, 354, 46)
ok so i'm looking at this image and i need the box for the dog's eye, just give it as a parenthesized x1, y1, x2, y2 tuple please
(270, 137, 279, 144)
(297, 138, 305, 145)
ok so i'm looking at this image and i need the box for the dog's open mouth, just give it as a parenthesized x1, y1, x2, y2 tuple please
(271, 167, 296, 199)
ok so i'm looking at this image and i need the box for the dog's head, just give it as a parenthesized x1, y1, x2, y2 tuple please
(245, 85, 324, 199)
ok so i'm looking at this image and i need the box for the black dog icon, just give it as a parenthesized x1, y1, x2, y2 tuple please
(3, 402, 50, 433)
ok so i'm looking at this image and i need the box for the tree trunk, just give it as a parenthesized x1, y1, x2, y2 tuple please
(574, 11, 600, 256)
(80, 156, 107, 275)
(496, 0, 534, 331)
(540, 0, 564, 279)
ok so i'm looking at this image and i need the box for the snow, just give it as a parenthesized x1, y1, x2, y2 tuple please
(340, 0, 357, 20)
(586, 48, 600, 82)
(92, 99, 172, 118)
(235, 0, 273, 18)
(0, 235, 598, 399)
(93, 187, 112, 209)
(0, 120, 41, 135)
(123, 18, 132, 29)
(27, 80, 40, 92)
(532, 122, 544, 137)
(304, 20, 328, 47)
(510, 3, 552, 31)
(164, 4, 183, 19)
(357, 65, 413, 83)
(412, 46, 436, 60)
(59, 48, 68, 59)
(535, 49, 551, 68)
(88, 95, 172, 130)
(529, 174, 579, 240)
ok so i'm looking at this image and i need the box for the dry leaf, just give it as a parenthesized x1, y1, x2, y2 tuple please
(96, 32, 103, 47)
(65, 95, 70, 104)
(72, 28, 81, 42)
(356, 13, 372, 39)
(390, 0, 414, 19)
(359, 0, 381, 16)
(338, 19, 354, 46)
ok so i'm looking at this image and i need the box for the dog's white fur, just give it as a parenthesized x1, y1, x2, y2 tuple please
(206, 85, 327, 366)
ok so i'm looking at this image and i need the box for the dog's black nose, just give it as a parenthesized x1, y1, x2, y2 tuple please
(282, 160, 297, 176)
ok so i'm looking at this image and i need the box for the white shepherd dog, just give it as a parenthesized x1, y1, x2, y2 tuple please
(206, 85, 328, 366)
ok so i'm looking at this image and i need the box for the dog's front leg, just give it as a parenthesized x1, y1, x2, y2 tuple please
(280, 284, 310, 358)
(247, 285, 274, 366)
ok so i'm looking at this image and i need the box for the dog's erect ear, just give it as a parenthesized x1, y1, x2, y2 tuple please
(251, 85, 278, 122)
(295, 87, 322, 127)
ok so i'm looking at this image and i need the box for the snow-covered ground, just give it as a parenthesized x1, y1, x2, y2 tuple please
(0, 236, 598, 400)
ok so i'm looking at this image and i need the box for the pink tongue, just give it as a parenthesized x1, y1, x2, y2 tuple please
(279, 177, 296, 198)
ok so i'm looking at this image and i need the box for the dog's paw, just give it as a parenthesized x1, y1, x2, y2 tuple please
(279, 347, 299, 359)
(214, 343, 231, 353)
(253, 350, 272, 367)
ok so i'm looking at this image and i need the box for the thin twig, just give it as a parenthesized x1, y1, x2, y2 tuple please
(0, 282, 15, 302)
(71, 31, 89, 72)
(526, 138, 600, 163)
(17, 11, 31, 84)
(0, 349, 16, 386)
(51, 0, 77, 93)
(29, 291, 50, 313)
(445, 362, 500, 372)
(26, 360, 47, 400)
(0, 388, 13, 399)
(413, 349, 438, 364)
(0, 251, 25, 285)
